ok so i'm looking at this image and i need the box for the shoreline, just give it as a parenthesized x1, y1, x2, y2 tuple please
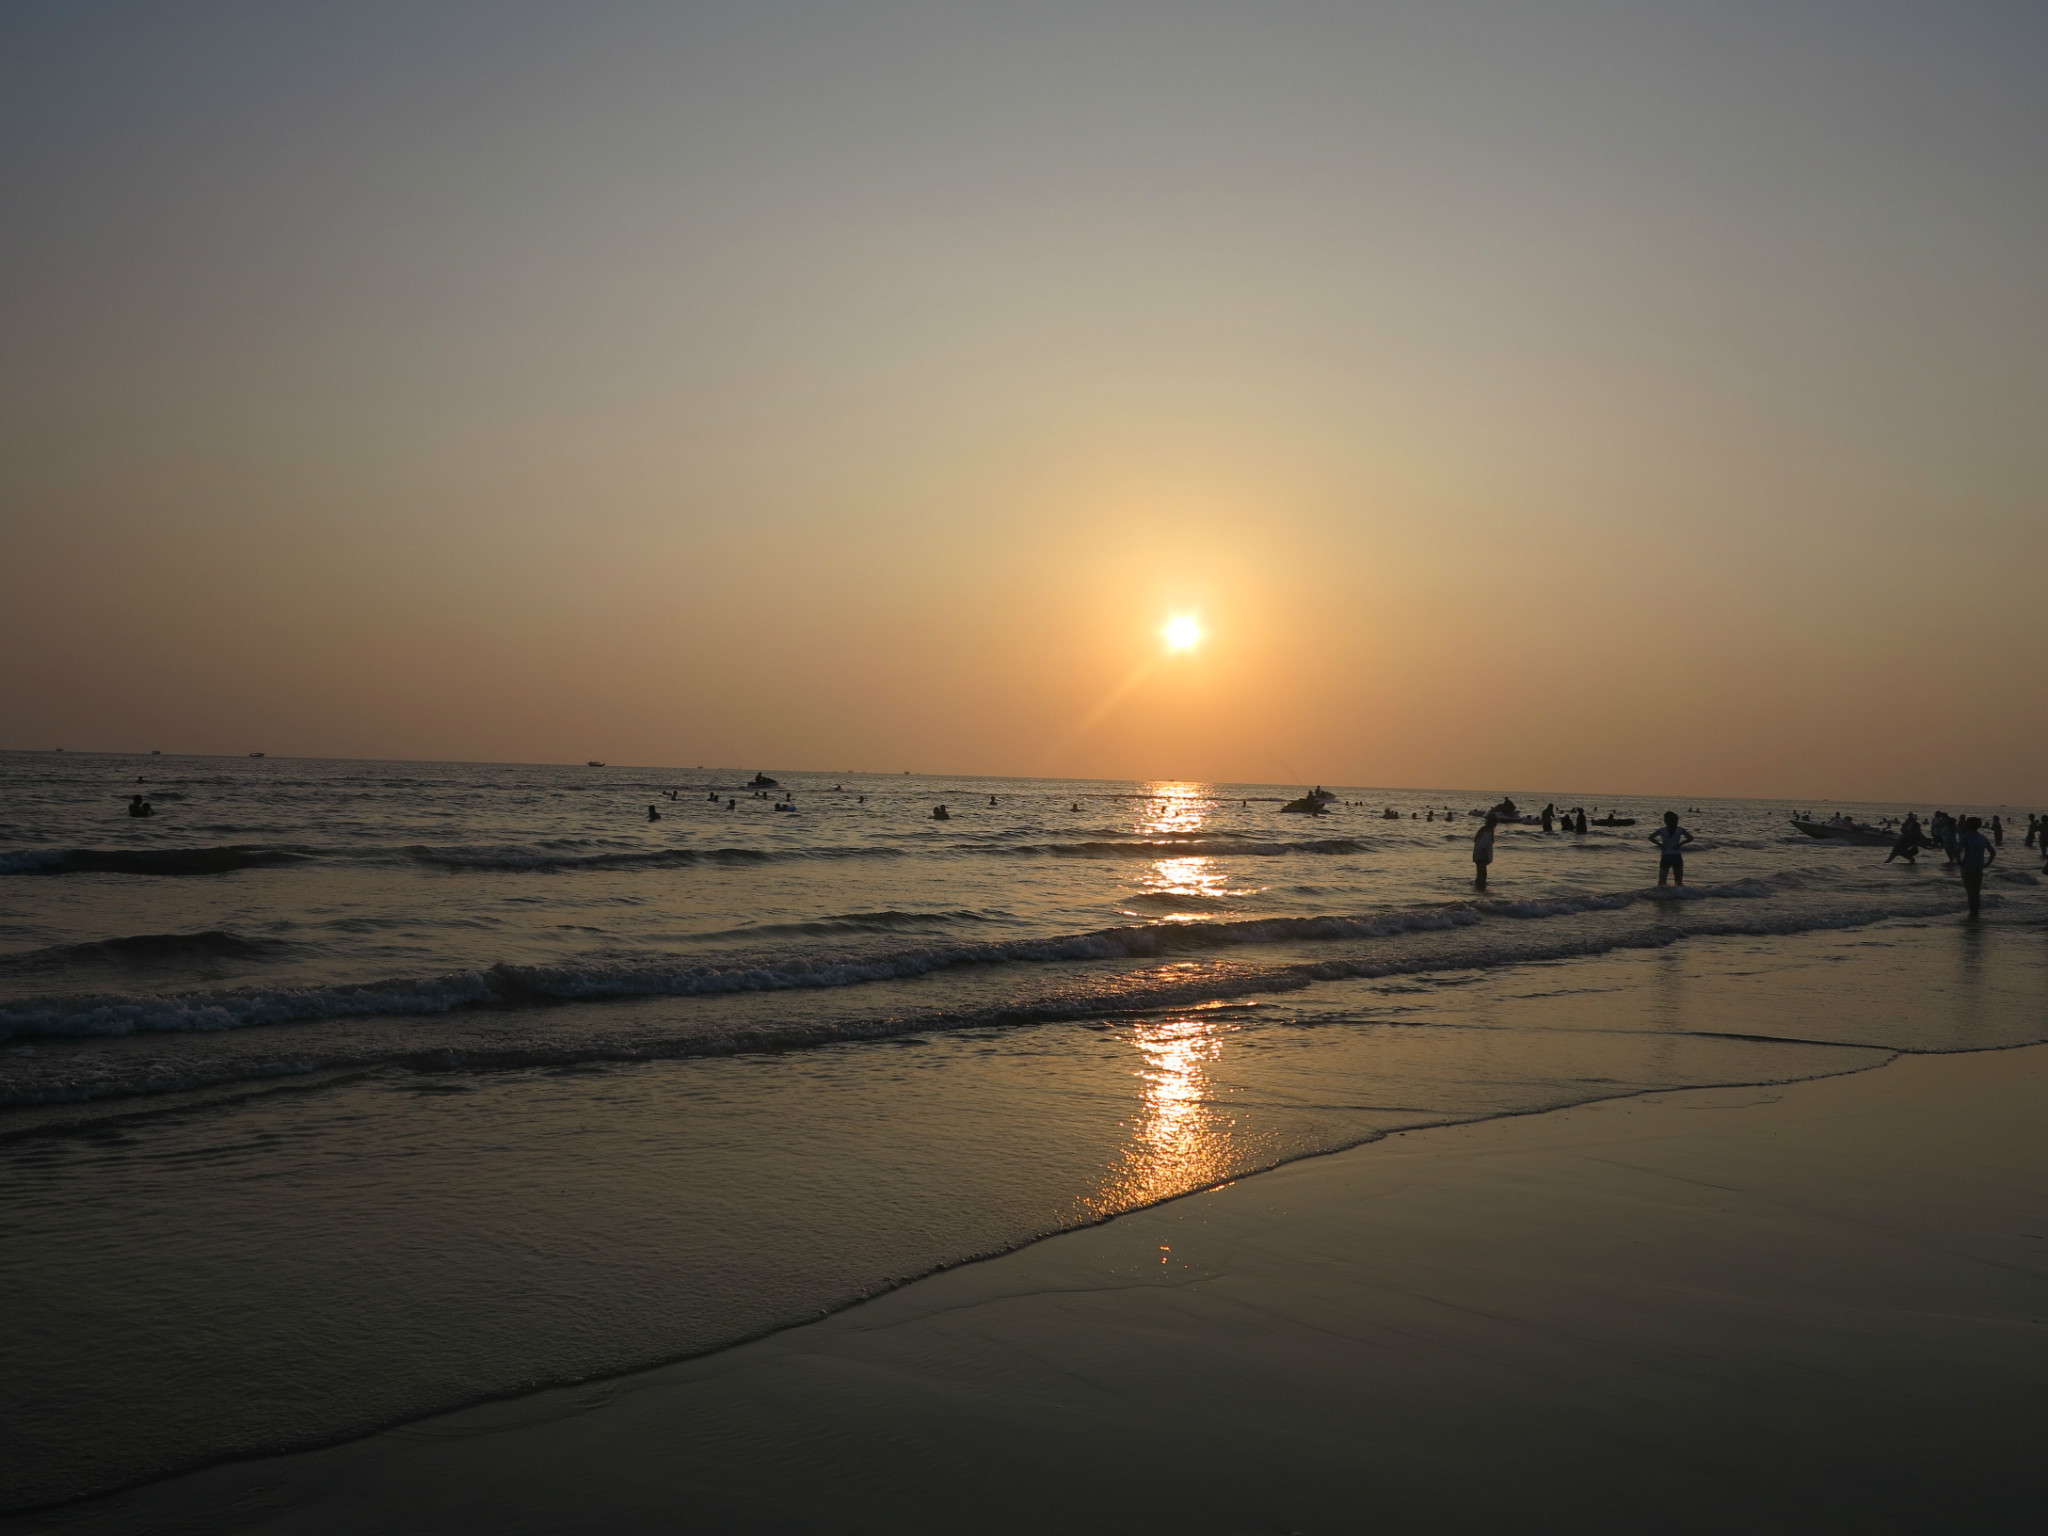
(14, 1029, 2048, 1533)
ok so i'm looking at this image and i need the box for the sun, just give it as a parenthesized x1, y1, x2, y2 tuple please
(1163, 614, 1203, 652)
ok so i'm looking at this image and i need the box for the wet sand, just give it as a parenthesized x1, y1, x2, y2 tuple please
(17, 1040, 2048, 1535)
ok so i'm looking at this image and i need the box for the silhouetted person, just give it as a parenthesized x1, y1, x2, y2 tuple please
(127, 794, 153, 818)
(1887, 813, 1925, 864)
(1649, 811, 1693, 886)
(1541, 803, 1555, 833)
(1958, 816, 1995, 919)
(1574, 808, 1588, 835)
(989, 795, 997, 806)
(933, 804, 950, 821)
(726, 798, 736, 810)
(2026, 813, 2038, 848)
(1472, 813, 1497, 889)
(709, 791, 719, 802)
(647, 805, 661, 821)
(1991, 814, 2003, 846)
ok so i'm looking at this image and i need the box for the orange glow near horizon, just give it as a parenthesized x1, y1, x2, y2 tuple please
(2, 4, 2042, 802)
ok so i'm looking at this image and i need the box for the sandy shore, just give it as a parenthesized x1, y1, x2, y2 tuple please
(16, 1042, 2048, 1535)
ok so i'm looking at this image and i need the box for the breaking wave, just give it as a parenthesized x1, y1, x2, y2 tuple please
(0, 846, 316, 877)
(0, 880, 1837, 1045)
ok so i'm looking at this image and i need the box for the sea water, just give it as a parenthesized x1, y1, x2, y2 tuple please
(2, 753, 2043, 1510)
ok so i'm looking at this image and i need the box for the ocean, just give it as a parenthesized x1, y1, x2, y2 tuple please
(2, 752, 2043, 1511)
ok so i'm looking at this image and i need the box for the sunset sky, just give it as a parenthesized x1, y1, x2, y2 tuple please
(4, 1, 2043, 801)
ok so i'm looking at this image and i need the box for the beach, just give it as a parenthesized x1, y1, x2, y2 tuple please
(8, 0, 2047, 1525)
(11, 1036, 2047, 1534)
(3, 757, 2044, 1526)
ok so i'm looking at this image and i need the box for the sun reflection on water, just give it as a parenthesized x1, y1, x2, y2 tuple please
(1125, 783, 1258, 920)
(1086, 1012, 1243, 1217)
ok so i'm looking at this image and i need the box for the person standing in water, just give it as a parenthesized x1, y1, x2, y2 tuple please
(1649, 811, 1694, 886)
(1472, 813, 1497, 889)
(1957, 816, 1996, 919)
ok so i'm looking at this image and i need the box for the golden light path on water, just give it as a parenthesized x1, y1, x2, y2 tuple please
(1124, 781, 1245, 919)
(1087, 784, 1263, 1221)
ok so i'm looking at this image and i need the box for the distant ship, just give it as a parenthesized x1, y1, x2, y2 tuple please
(587, 760, 605, 767)
(249, 752, 265, 758)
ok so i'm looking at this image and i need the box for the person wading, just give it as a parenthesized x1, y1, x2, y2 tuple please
(1957, 816, 1996, 920)
(1649, 811, 1694, 887)
(1472, 812, 1497, 889)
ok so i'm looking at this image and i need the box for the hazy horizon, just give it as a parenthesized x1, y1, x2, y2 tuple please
(5, 1, 2043, 803)
(5, 745, 2028, 811)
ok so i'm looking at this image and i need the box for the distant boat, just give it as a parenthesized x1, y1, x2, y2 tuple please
(749, 772, 779, 788)
(249, 752, 265, 758)
(587, 760, 605, 767)
(1790, 817, 1892, 846)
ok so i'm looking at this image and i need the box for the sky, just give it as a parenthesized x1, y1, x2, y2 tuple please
(3, 0, 2043, 802)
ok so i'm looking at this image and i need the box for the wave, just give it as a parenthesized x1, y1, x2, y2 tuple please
(0, 930, 284, 974)
(699, 909, 1005, 939)
(0, 896, 1982, 1108)
(0, 883, 1810, 1044)
(1006, 838, 1368, 859)
(397, 843, 913, 871)
(0, 846, 316, 877)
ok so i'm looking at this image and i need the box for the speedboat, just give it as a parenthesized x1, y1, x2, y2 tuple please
(1790, 817, 1894, 847)
(750, 772, 780, 788)
(1280, 795, 1330, 815)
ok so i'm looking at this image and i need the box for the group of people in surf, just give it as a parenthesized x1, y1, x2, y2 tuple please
(1469, 807, 1691, 890)
(1882, 811, 2032, 916)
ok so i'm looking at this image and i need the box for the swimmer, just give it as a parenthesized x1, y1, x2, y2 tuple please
(933, 804, 950, 821)
(647, 805, 661, 821)
(127, 794, 153, 818)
